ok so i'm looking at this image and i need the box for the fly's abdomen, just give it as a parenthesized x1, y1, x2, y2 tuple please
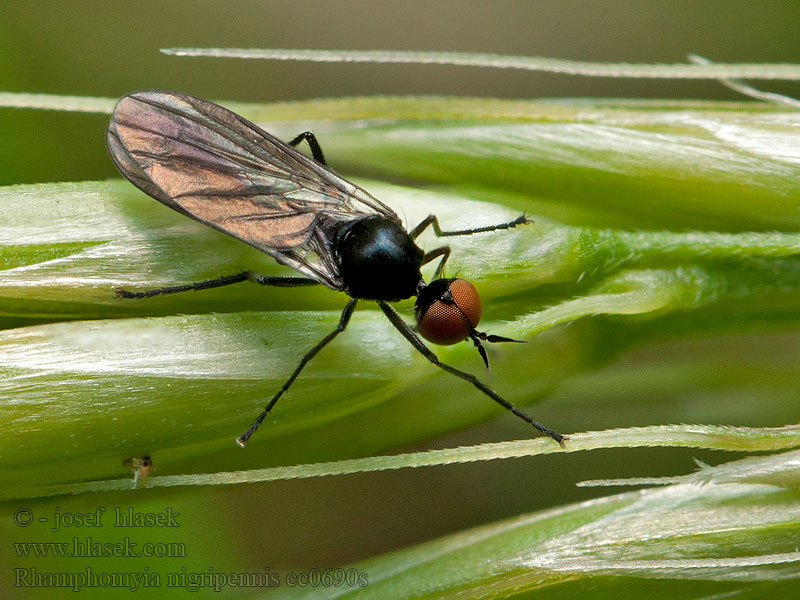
(334, 216, 424, 301)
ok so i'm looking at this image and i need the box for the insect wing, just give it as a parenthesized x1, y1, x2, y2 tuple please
(106, 90, 397, 288)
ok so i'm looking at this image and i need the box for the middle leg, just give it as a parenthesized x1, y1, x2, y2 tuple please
(236, 298, 358, 447)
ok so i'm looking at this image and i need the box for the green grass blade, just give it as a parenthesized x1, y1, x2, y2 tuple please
(266, 450, 800, 599)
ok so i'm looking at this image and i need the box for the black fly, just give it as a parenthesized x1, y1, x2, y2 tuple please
(106, 90, 565, 448)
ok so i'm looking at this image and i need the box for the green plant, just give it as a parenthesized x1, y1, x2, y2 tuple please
(2, 53, 799, 596)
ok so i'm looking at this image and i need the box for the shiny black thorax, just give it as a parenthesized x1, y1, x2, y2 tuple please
(333, 216, 424, 301)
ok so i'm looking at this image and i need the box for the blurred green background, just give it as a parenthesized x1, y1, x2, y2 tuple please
(2, 0, 800, 186)
(1, 2, 799, 598)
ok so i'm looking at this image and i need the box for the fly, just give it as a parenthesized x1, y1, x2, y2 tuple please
(123, 455, 155, 488)
(106, 90, 565, 448)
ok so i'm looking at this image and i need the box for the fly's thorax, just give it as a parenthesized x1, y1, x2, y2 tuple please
(414, 278, 482, 345)
(333, 216, 424, 301)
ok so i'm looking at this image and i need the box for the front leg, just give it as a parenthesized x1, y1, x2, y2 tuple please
(409, 214, 530, 241)
(378, 301, 565, 448)
(411, 214, 531, 279)
(420, 246, 451, 281)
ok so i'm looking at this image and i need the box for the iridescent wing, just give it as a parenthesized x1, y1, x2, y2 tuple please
(106, 90, 398, 289)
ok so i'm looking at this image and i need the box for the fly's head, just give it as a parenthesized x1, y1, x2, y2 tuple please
(414, 278, 525, 368)
(415, 278, 481, 345)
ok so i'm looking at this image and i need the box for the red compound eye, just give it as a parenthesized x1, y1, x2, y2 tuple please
(415, 278, 482, 345)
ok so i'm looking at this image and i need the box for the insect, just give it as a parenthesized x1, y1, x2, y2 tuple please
(123, 455, 155, 488)
(106, 90, 565, 448)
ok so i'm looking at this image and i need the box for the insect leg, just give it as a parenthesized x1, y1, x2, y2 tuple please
(114, 272, 319, 299)
(420, 246, 451, 280)
(378, 301, 565, 448)
(236, 298, 358, 447)
(409, 214, 531, 240)
(288, 131, 327, 166)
